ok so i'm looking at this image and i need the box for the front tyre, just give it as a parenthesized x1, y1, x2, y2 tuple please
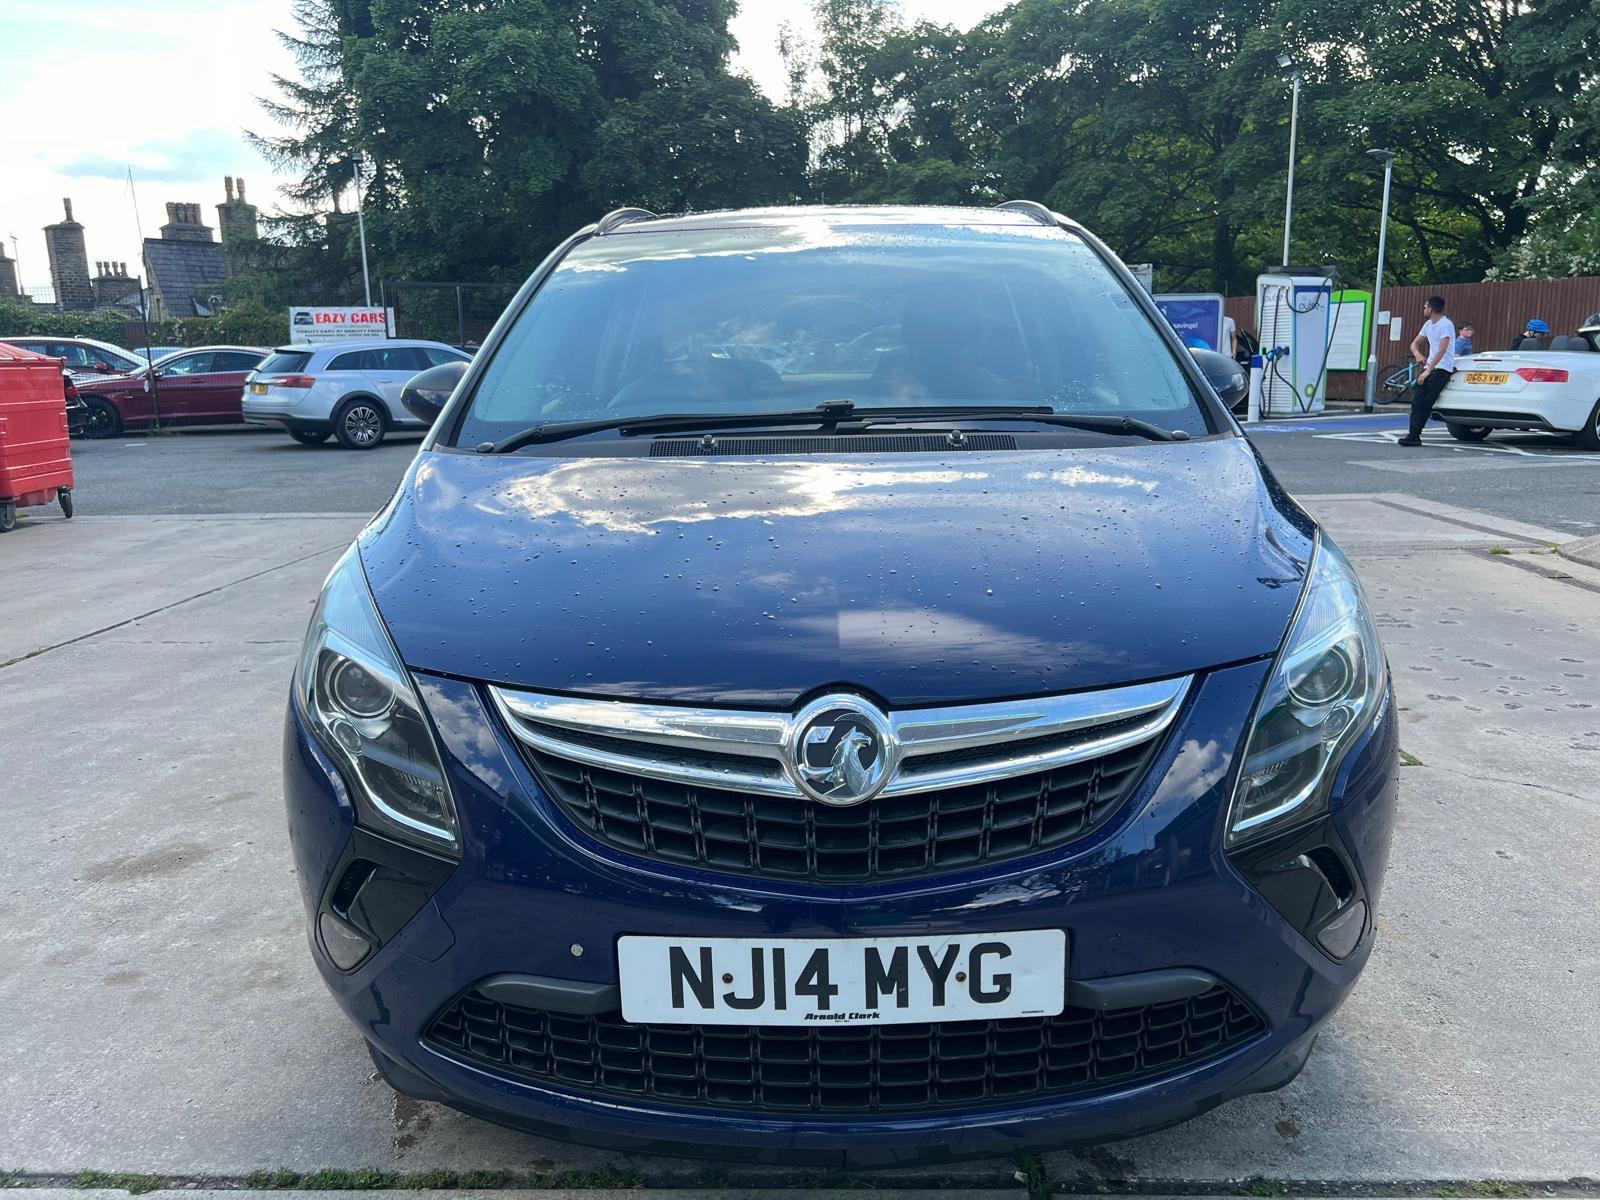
(1575, 400, 1600, 452)
(1446, 423, 1491, 443)
(333, 399, 386, 449)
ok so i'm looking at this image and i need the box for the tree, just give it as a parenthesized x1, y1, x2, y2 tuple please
(1283, 0, 1600, 283)
(255, 0, 1600, 298)
(585, 75, 809, 212)
(259, 0, 809, 291)
(252, 0, 368, 212)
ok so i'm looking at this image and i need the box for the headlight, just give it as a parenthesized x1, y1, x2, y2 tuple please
(295, 546, 459, 853)
(1226, 535, 1384, 847)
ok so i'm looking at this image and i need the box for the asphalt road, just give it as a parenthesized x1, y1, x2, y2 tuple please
(58, 426, 425, 518)
(47, 410, 1600, 531)
(1248, 410, 1600, 533)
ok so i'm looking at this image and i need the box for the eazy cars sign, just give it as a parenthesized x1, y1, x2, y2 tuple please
(288, 306, 395, 344)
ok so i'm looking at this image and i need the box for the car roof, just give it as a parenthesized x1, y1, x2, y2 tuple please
(158, 345, 267, 355)
(273, 339, 461, 353)
(1, 334, 132, 352)
(597, 203, 1073, 237)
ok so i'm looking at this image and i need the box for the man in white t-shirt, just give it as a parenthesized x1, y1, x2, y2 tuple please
(1398, 295, 1456, 446)
(1221, 314, 1237, 359)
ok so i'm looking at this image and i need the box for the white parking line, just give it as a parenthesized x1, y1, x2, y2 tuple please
(1315, 427, 1581, 458)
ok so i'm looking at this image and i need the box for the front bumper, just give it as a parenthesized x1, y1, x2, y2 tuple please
(283, 659, 1399, 1164)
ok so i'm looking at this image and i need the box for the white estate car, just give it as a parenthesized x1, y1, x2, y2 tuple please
(1433, 321, 1600, 449)
(241, 339, 470, 448)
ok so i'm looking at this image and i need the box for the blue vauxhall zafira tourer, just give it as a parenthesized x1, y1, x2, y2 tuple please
(282, 203, 1398, 1166)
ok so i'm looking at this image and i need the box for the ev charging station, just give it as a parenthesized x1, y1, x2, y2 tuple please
(1254, 268, 1336, 415)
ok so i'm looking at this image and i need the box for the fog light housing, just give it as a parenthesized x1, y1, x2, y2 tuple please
(319, 911, 373, 970)
(1316, 899, 1367, 959)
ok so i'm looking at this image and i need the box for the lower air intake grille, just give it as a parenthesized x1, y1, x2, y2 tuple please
(425, 984, 1265, 1115)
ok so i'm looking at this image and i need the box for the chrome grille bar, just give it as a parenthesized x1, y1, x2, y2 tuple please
(491, 676, 1190, 800)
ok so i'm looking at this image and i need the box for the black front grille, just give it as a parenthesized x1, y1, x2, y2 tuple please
(524, 735, 1161, 884)
(426, 985, 1264, 1115)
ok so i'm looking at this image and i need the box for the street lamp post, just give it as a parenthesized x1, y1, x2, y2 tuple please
(352, 152, 373, 308)
(1363, 149, 1395, 412)
(1278, 52, 1302, 265)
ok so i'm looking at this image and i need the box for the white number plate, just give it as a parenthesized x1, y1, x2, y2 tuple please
(617, 930, 1066, 1026)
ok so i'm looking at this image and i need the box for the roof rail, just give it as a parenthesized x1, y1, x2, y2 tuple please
(596, 207, 658, 234)
(993, 199, 1056, 227)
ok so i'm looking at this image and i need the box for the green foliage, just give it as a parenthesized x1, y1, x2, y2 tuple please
(1490, 208, 1600, 279)
(254, 0, 807, 289)
(242, 1166, 643, 1190)
(72, 1171, 164, 1194)
(1240, 1177, 1290, 1197)
(0, 303, 132, 343)
(585, 74, 809, 212)
(244, 0, 1600, 299)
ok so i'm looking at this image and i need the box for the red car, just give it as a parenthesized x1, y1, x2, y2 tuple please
(74, 345, 267, 437)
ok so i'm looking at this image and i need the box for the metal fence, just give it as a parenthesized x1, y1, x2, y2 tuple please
(1226, 275, 1600, 398)
(379, 280, 517, 348)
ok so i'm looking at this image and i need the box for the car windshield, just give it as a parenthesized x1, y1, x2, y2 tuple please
(452, 222, 1212, 446)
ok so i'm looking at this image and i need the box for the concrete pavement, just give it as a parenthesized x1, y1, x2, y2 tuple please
(1, 497, 1596, 1192)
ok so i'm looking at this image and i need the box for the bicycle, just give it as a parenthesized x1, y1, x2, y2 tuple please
(1378, 360, 1419, 401)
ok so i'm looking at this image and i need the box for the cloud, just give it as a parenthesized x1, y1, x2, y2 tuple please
(57, 128, 270, 185)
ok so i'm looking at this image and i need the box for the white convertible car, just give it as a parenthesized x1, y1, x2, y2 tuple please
(1433, 319, 1600, 449)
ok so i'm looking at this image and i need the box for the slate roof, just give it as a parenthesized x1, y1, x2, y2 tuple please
(143, 237, 226, 318)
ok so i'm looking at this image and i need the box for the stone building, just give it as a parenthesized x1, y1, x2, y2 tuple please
(216, 176, 259, 244)
(142, 178, 258, 321)
(143, 201, 226, 321)
(0, 242, 19, 301)
(91, 262, 143, 311)
(44, 198, 93, 310)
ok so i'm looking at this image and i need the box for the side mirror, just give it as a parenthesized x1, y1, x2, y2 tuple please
(1189, 347, 1248, 412)
(401, 360, 468, 425)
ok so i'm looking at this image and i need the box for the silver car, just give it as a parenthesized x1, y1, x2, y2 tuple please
(241, 339, 470, 448)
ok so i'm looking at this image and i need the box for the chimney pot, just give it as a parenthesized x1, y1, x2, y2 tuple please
(237, 178, 247, 202)
(224, 175, 235, 201)
(63, 198, 74, 222)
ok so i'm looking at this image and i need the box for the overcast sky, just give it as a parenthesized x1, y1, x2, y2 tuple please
(0, 0, 1001, 299)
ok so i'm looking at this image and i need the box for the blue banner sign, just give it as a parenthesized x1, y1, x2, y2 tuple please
(1153, 293, 1226, 352)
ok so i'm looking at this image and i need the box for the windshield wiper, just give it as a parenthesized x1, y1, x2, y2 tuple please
(840, 405, 1187, 442)
(481, 399, 1186, 452)
(483, 399, 860, 452)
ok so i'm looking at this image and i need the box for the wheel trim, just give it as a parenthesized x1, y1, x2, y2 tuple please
(344, 405, 381, 445)
(87, 403, 116, 436)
